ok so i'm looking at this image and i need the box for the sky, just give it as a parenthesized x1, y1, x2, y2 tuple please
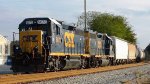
(0, 0, 149, 49)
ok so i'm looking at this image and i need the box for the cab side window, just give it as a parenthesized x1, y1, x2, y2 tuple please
(56, 25, 60, 35)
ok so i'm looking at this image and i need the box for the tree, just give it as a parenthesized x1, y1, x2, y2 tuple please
(76, 11, 99, 29)
(76, 11, 136, 43)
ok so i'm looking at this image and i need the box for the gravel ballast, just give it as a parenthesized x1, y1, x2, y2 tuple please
(31, 64, 150, 84)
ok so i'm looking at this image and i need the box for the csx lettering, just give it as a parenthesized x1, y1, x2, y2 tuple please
(64, 32, 74, 48)
(23, 35, 38, 42)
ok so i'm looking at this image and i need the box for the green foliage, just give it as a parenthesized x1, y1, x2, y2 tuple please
(77, 11, 136, 43)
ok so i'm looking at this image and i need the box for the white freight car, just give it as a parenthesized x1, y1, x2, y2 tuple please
(112, 36, 128, 59)
(128, 43, 136, 60)
(0, 35, 10, 65)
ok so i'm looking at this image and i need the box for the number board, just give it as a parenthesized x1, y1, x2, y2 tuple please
(26, 20, 48, 25)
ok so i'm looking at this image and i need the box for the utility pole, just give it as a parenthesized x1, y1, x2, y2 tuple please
(13, 32, 15, 43)
(13, 32, 19, 44)
(84, 0, 87, 31)
(84, 0, 90, 54)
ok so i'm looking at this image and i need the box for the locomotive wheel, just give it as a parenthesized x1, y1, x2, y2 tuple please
(114, 60, 118, 65)
(81, 58, 88, 69)
(52, 57, 66, 71)
(90, 57, 97, 68)
(59, 59, 66, 70)
(99, 59, 102, 67)
(95, 58, 100, 67)
(109, 58, 114, 66)
(54, 58, 60, 71)
(96, 60, 100, 67)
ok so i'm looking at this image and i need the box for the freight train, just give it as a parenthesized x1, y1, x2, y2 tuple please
(11, 17, 143, 73)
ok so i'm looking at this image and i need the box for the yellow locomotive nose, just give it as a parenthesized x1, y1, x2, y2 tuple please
(19, 30, 43, 55)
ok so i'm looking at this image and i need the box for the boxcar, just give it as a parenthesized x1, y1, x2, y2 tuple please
(128, 43, 136, 60)
(112, 36, 128, 60)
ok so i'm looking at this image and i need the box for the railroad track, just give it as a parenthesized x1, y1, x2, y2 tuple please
(0, 63, 148, 84)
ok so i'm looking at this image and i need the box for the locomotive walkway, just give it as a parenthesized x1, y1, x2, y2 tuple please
(0, 62, 148, 84)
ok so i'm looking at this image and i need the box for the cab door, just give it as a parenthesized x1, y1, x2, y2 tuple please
(51, 21, 63, 54)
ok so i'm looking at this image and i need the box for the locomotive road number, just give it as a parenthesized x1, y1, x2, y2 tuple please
(37, 20, 47, 24)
